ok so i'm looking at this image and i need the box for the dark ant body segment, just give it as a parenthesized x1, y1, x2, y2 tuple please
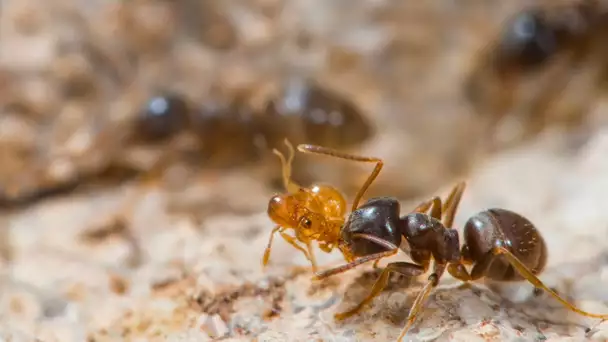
(136, 93, 189, 142)
(262, 142, 608, 342)
(465, 0, 608, 152)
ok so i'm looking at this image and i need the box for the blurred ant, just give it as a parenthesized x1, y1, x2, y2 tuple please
(466, 0, 608, 150)
(263, 141, 608, 341)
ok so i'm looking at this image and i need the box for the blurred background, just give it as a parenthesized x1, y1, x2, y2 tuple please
(1, 0, 608, 340)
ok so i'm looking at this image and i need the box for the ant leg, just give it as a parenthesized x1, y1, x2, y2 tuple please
(262, 225, 281, 268)
(279, 231, 313, 268)
(480, 247, 608, 320)
(273, 139, 300, 194)
(315, 234, 400, 279)
(306, 242, 319, 273)
(441, 182, 466, 228)
(397, 263, 447, 341)
(314, 249, 398, 280)
(296, 144, 383, 212)
(334, 262, 427, 320)
(447, 262, 472, 282)
(412, 196, 443, 220)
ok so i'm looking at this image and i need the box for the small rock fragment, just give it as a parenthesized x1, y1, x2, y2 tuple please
(199, 314, 229, 339)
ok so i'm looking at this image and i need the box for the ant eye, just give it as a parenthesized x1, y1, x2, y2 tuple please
(301, 218, 312, 229)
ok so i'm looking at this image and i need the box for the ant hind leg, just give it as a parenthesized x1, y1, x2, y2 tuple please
(486, 247, 608, 320)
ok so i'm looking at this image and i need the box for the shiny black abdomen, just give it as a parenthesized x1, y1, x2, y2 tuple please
(463, 208, 547, 281)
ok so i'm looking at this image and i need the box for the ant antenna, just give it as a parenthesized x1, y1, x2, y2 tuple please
(272, 139, 299, 193)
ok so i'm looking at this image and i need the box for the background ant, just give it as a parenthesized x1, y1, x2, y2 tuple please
(263, 141, 608, 341)
(466, 0, 608, 151)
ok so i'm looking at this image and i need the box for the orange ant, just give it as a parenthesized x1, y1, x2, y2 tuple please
(262, 139, 383, 272)
(262, 140, 608, 341)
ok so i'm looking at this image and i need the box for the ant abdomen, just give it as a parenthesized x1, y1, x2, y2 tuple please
(192, 96, 269, 166)
(266, 78, 373, 148)
(463, 208, 548, 281)
(341, 197, 402, 256)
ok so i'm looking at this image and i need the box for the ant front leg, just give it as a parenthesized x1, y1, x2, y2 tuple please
(296, 144, 383, 212)
(280, 232, 316, 271)
(262, 226, 313, 270)
(306, 242, 318, 272)
(262, 226, 281, 268)
(334, 262, 427, 320)
(479, 247, 608, 321)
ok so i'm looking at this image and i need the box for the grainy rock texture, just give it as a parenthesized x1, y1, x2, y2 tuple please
(1, 125, 608, 342)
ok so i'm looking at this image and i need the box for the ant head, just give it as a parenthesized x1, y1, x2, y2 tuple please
(267, 193, 326, 242)
(268, 194, 297, 228)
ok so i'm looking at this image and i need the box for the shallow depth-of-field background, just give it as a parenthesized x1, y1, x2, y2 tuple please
(1, 1, 608, 341)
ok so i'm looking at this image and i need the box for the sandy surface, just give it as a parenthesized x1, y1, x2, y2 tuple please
(0, 124, 607, 342)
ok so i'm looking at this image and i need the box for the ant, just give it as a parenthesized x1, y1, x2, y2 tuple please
(466, 0, 608, 151)
(262, 138, 383, 272)
(262, 141, 608, 341)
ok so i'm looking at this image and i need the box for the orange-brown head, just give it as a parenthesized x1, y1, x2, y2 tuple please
(267, 193, 327, 243)
(267, 194, 297, 228)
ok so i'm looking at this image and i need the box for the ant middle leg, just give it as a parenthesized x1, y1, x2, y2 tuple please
(397, 263, 447, 341)
(334, 262, 427, 320)
(476, 247, 608, 320)
(441, 181, 466, 228)
(314, 235, 400, 279)
(296, 144, 383, 212)
(412, 181, 466, 227)
(273, 139, 300, 194)
(412, 196, 443, 220)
